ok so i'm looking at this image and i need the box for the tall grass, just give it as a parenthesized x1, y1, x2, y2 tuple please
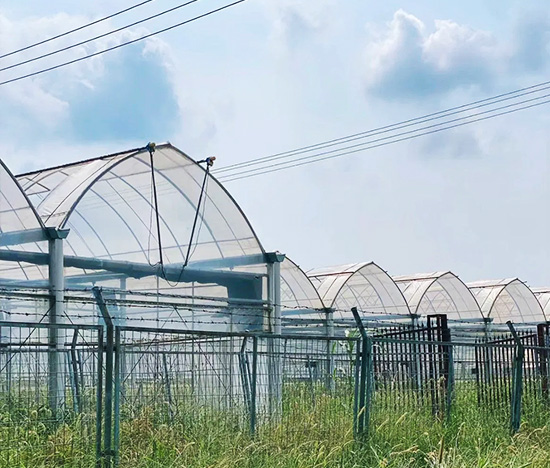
(2, 383, 550, 467)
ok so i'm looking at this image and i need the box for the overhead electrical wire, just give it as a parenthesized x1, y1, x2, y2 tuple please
(0, 0, 153, 60)
(0, 0, 247, 87)
(217, 90, 550, 183)
(214, 80, 550, 175)
(0, 0, 200, 73)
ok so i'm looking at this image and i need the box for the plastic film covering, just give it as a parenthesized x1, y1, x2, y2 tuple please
(15, 144, 269, 330)
(468, 279, 545, 324)
(281, 259, 324, 310)
(393, 272, 481, 322)
(18, 144, 264, 263)
(309, 262, 411, 329)
(280, 258, 326, 333)
(533, 288, 550, 320)
(0, 159, 48, 282)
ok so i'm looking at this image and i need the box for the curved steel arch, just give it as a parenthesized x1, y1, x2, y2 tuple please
(309, 262, 410, 317)
(394, 271, 482, 321)
(18, 144, 266, 263)
(0, 158, 45, 231)
(280, 257, 325, 310)
(0, 159, 47, 281)
(533, 288, 550, 321)
(468, 279, 545, 324)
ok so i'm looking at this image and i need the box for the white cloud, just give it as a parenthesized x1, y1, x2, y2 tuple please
(363, 10, 502, 99)
(0, 11, 177, 144)
(362, 9, 550, 100)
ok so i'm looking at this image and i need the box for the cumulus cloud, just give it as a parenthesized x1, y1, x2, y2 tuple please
(363, 10, 501, 99)
(0, 12, 178, 144)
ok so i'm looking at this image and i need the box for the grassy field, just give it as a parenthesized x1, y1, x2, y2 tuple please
(2, 383, 550, 468)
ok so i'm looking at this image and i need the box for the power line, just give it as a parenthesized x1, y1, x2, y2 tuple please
(0, 0, 153, 60)
(219, 95, 550, 183)
(0, 0, 247, 87)
(214, 80, 550, 175)
(0, 0, 200, 74)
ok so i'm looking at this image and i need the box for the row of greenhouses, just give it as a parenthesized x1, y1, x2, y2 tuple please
(0, 143, 548, 337)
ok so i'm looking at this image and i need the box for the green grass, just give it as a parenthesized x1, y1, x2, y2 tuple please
(2, 383, 550, 467)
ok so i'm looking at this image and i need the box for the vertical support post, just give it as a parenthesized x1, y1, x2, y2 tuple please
(411, 314, 423, 392)
(266, 258, 282, 418)
(70, 329, 81, 413)
(239, 337, 252, 414)
(537, 323, 549, 400)
(48, 229, 68, 416)
(325, 308, 335, 391)
(507, 321, 524, 433)
(95, 328, 104, 468)
(351, 307, 373, 439)
(113, 327, 121, 467)
(440, 315, 454, 420)
(93, 287, 115, 467)
(250, 336, 258, 436)
(162, 353, 174, 421)
(118, 278, 127, 403)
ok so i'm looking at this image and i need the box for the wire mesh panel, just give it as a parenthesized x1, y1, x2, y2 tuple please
(115, 327, 359, 466)
(0, 323, 102, 468)
(254, 336, 357, 445)
(364, 334, 524, 439)
(117, 328, 256, 467)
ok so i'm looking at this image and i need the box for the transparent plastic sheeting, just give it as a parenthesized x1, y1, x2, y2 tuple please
(468, 279, 546, 324)
(393, 272, 481, 321)
(0, 160, 43, 233)
(15, 144, 268, 303)
(18, 144, 263, 264)
(533, 288, 550, 320)
(280, 258, 326, 333)
(0, 160, 48, 281)
(308, 263, 411, 328)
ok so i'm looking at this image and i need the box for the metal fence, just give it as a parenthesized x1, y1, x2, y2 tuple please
(0, 322, 102, 467)
(1, 312, 550, 466)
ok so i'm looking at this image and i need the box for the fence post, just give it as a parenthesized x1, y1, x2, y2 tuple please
(438, 315, 454, 420)
(113, 327, 121, 467)
(95, 327, 104, 468)
(69, 329, 81, 414)
(325, 308, 335, 392)
(250, 336, 258, 436)
(537, 323, 549, 400)
(351, 307, 373, 439)
(93, 287, 115, 467)
(507, 321, 524, 433)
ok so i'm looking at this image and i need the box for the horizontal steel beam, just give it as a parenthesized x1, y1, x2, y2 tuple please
(188, 252, 285, 270)
(0, 228, 48, 247)
(0, 249, 263, 287)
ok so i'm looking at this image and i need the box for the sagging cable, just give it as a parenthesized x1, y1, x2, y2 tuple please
(184, 156, 215, 267)
(147, 142, 166, 270)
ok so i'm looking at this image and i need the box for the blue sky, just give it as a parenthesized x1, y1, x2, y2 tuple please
(0, 0, 549, 285)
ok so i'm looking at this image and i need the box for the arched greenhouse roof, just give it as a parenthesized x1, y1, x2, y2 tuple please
(281, 258, 325, 310)
(0, 158, 47, 281)
(308, 262, 411, 328)
(0, 159, 44, 233)
(468, 279, 546, 324)
(280, 258, 326, 333)
(17, 143, 265, 266)
(533, 288, 550, 320)
(393, 272, 481, 322)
